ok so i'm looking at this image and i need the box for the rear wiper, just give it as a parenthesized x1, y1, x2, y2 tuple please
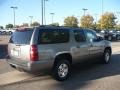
(15, 44, 21, 46)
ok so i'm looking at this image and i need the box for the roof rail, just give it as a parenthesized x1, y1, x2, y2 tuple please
(39, 25, 60, 27)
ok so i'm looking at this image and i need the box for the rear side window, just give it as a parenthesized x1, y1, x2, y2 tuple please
(9, 28, 33, 44)
(74, 29, 86, 42)
(38, 29, 69, 44)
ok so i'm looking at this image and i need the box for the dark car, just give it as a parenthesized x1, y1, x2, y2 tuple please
(100, 30, 120, 41)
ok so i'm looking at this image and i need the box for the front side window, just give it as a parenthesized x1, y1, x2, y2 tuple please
(74, 29, 86, 42)
(86, 30, 97, 42)
(38, 29, 69, 44)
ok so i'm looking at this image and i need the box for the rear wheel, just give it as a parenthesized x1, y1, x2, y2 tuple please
(52, 59, 71, 81)
(102, 49, 111, 64)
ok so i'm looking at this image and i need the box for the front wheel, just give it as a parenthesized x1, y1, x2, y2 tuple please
(102, 49, 111, 64)
(52, 60, 71, 81)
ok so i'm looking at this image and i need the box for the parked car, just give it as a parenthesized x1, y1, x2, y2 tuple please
(6, 26, 112, 81)
(116, 30, 120, 34)
(0, 29, 15, 35)
(94, 30, 104, 38)
(116, 30, 120, 40)
(100, 30, 120, 41)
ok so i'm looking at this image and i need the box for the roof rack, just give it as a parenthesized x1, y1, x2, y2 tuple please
(39, 25, 60, 27)
(38, 25, 86, 30)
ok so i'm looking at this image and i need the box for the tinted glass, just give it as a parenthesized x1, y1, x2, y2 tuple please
(86, 30, 97, 42)
(9, 28, 33, 44)
(74, 30, 86, 42)
(38, 29, 69, 44)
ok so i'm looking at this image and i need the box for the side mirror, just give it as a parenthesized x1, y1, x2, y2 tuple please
(97, 36, 104, 41)
(92, 36, 104, 42)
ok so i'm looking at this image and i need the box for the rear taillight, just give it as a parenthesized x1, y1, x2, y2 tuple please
(30, 45, 39, 61)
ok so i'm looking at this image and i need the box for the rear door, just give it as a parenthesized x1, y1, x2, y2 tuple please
(37, 28, 70, 61)
(8, 28, 34, 61)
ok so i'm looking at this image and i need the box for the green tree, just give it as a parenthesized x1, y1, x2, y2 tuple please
(64, 16, 78, 27)
(22, 23, 29, 27)
(15, 25, 20, 28)
(6, 24, 13, 29)
(98, 12, 116, 30)
(96, 23, 101, 30)
(90, 23, 97, 30)
(80, 14, 94, 28)
(115, 24, 120, 30)
(31, 21, 40, 27)
(0, 26, 4, 29)
(49, 22, 59, 26)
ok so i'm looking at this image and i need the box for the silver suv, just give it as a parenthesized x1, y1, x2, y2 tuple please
(7, 26, 112, 81)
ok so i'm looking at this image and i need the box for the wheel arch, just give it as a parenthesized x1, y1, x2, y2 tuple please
(53, 52, 72, 66)
(104, 47, 112, 55)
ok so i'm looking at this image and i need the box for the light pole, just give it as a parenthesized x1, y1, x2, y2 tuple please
(82, 8, 88, 16)
(117, 12, 120, 24)
(11, 6, 17, 28)
(77, 16, 80, 27)
(101, 0, 103, 30)
(102, 0, 104, 15)
(95, 14, 98, 29)
(95, 14, 98, 23)
(41, 0, 44, 25)
(50, 13, 55, 24)
(29, 16, 33, 26)
(44, 0, 48, 25)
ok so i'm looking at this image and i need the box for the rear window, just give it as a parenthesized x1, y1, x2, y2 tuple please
(38, 29, 69, 44)
(9, 28, 34, 44)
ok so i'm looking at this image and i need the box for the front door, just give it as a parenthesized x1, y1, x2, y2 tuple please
(85, 30, 104, 57)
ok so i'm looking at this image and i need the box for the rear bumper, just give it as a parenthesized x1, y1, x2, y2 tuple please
(6, 59, 54, 72)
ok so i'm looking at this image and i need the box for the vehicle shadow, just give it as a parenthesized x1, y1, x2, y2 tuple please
(53, 54, 120, 89)
(21, 54, 120, 90)
(0, 44, 8, 59)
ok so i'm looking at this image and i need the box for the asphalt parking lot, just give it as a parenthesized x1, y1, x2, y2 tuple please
(0, 35, 120, 90)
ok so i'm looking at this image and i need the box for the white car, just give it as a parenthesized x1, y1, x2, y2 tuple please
(0, 29, 15, 35)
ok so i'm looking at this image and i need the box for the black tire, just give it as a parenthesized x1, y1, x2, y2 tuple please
(6, 32, 9, 35)
(52, 59, 71, 81)
(2, 31, 6, 35)
(116, 36, 120, 40)
(102, 49, 111, 64)
(9, 31, 12, 35)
